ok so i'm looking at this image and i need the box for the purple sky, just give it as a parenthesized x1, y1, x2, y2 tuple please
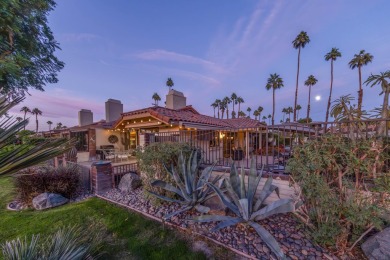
(11, 0, 390, 130)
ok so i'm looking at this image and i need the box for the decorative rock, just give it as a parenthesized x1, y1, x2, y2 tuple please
(101, 188, 333, 259)
(118, 173, 142, 193)
(7, 201, 26, 211)
(362, 227, 390, 260)
(32, 193, 69, 210)
(203, 195, 225, 211)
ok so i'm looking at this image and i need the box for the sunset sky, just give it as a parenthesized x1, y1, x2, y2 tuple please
(11, 0, 390, 130)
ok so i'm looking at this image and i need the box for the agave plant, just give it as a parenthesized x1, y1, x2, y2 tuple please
(191, 159, 296, 260)
(149, 151, 222, 220)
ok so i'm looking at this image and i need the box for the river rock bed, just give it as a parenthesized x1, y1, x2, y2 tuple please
(102, 188, 335, 260)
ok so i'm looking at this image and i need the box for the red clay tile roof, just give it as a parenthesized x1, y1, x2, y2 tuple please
(119, 106, 265, 129)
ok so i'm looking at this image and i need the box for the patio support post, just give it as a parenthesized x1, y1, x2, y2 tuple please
(245, 130, 249, 163)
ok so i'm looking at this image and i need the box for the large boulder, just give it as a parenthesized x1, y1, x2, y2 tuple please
(118, 173, 142, 193)
(362, 227, 390, 260)
(32, 193, 69, 210)
(203, 195, 226, 212)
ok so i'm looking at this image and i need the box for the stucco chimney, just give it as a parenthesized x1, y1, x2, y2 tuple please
(78, 109, 93, 126)
(105, 99, 123, 122)
(166, 90, 186, 110)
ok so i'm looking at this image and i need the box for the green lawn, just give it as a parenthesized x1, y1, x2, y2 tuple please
(0, 176, 206, 259)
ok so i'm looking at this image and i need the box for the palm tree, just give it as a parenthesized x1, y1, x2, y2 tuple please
(56, 122, 62, 129)
(214, 99, 221, 119)
(365, 71, 390, 135)
(296, 104, 302, 119)
(16, 117, 23, 122)
(325, 48, 342, 126)
(287, 107, 293, 122)
(220, 100, 227, 119)
(265, 73, 284, 125)
(262, 115, 267, 123)
(47, 121, 53, 132)
(282, 108, 287, 122)
(257, 106, 263, 120)
(238, 111, 246, 118)
(349, 50, 374, 116)
(166, 77, 174, 91)
(231, 93, 238, 115)
(223, 96, 231, 119)
(267, 114, 271, 125)
(20, 106, 31, 130)
(236, 97, 244, 118)
(304, 75, 318, 123)
(253, 110, 260, 120)
(292, 31, 310, 121)
(211, 101, 219, 118)
(152, 93, 161, 106)
(31, 108, 42, 133)
(246, 107, 252, 118)
(231, 111, 236, 119)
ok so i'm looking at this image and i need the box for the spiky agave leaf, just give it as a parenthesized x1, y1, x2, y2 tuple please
(151, 180, 184, 198)
(250, 198, 295, 221)
(248, 222, 286, 260)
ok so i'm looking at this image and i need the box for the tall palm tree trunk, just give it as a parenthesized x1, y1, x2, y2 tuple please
(213, 108, 216, 118)
(282, 113, 285, 122)
(35, 116, 38, 133)
(379, 89, 390, 135)
(226, 108, 229, 119)
(232, 102, 235, 114)
(325, 60, 334, 129)
(294, 47, 301, 122)
(238, 103, 241, 118)
(307, 86, 312, 123)
(272, 89, 275, 125)
(357, 66, 363, 117)
(218, 107, 220, 119)
(23, 111, 27, 130)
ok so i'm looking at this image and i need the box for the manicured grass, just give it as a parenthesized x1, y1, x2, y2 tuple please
(0, 176, 206, 259)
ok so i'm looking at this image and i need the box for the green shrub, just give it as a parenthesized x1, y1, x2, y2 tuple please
(287, 135, 389, 255)
(135, 142, 193, 201)
(15, 164, 81, 205)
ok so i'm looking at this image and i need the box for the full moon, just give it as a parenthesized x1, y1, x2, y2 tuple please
(315, 95, 321, 101)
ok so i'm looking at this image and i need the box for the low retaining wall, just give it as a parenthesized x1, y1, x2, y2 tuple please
(96, 194, 258, 260)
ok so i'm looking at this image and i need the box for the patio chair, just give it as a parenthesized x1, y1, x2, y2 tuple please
(117, 151, 129, 162)
(102, 150, 116, 162)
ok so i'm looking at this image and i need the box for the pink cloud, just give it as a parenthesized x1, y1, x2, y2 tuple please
(134, 49, 227, 74)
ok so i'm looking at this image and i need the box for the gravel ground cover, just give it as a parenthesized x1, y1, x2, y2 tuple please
(102, 188, 336, 260)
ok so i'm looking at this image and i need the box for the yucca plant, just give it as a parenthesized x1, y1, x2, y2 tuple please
(191, 159, 296, 260)
(1, 226, 102, 260)
(149, 151, 222, 220)
(1, 235, 40, 260)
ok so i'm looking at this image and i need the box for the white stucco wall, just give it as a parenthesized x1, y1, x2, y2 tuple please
(95, 129, 124, 150)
